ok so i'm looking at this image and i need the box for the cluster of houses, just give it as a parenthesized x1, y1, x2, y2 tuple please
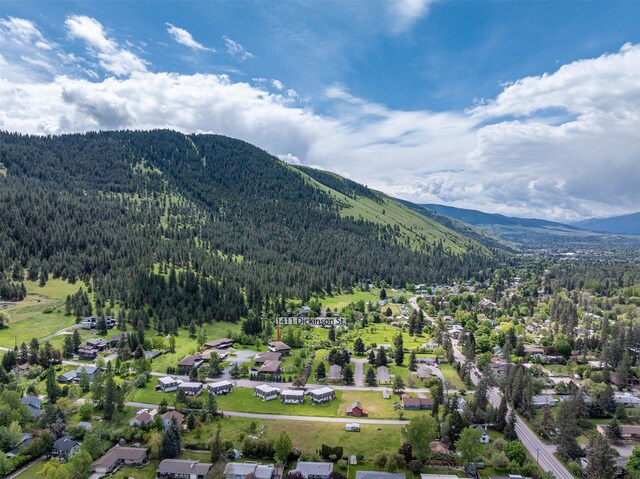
(128, 407, 187, 429)
(253, 384, 337, 404)
(155, 376, 234, 397)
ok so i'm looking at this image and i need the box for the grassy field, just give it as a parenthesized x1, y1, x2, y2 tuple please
(439, 364, 468, 391)
(188, 416, 406, 459)
(345, 323, 427, 350)
(0, 277, 92, 348)
(313, 288, 383, 311)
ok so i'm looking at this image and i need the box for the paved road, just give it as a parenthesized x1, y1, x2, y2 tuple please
(451, 340, 572, 479)
(39, 323, 82, 342)
(409, 296, 421, 312)
(125, 401, 408, 425)
(352, 358, 366, 387)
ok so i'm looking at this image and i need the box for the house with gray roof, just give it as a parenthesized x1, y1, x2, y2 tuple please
(225, 462, 275, 479)
(52, 435, 80, 461)
(293, 461, 334, 479)
(328, 364, 342, 382)
(21, 395, 43, 419)
(377, 366, 391, 384)
(157, 459, 213, 479)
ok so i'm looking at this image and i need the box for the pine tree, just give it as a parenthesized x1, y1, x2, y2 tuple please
(393, 376, 405, 394)
(45, 366, 61, 404)
(394, 333, 404, 366)
(210, 424, 223, 462)
(342, 364, 354, 385)
(606, 417, 623, 442)
(585, 434, 616, 479)
(206, 392, 218, 416)
(377, 346, 388, 367)
(162, 420, 182, 458)
(354, 337, 365, 355)
(328, 326, 336, 342)
(103, 371, 117, 420)
(368, 349, 376, 365)
(63, 336, 75, 359)
(72, 329, 82, 350)
(504, 409, 518, 441)
(365, 366, 377, 387)
(78, 369, 90, 393)
(408, 350, 417, 372)
(315, 362, 326, 381)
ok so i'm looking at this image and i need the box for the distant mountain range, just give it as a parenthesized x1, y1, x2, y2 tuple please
(572, 212, 640, 235)
(408, 203, 640, 250)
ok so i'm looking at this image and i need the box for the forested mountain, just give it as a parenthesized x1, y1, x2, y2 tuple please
(573, 212, 640, 235)
(0, 130, 503, 331)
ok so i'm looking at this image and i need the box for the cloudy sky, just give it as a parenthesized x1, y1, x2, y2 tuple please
(1, 1, 639, 221)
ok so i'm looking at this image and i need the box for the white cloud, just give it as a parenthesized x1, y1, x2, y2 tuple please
(388, 0, 434, 34)
(166, 23, 213, 52)
(65, 15, 147, 76)
(0, 17, 54, 49)
(223, 36, 254, 60)
(1, 23, 638, 220)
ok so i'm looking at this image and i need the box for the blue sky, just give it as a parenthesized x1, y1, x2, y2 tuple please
(1, 1, 639, 220)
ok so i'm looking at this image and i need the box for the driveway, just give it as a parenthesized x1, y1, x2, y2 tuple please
(352, 358, 366, 387)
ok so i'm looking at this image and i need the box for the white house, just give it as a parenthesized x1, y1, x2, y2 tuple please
(207, 380, 233, 396)
(281, 389, 305, 404)
(156, 377, 180, 392)
(309, 387, 335, 404)
(254, 384, 280, 401)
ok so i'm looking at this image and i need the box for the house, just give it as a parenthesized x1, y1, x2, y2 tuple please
(77, 347, 97, 360)
(377, 366, 391, 384)
(90, 446, 149, 474)
(293, 461, 334, 479)
(281, 389, 305, 404)
(7, 433, 33, 458)
(203, 338, 235, 349)
(156, 376, 180, 392)
(597, 424, 640, 438)
(258, 360, 282, 375)
(86, 338, 108, 351)
(345, 422, 360, 432)
(255, 384, 281, 401)
(383, 389, 391, 399)
(423, 342, 439, 349)
(472, 425, 490, 444)
(207, 380, 233, 396)
(268, 341, 291, 355)
(21, 395, 43, 419)
(478, 298, 496, 309)
(129, 409, 156, 427)
(346, 401, 366, 417)
(177, 354, 204, 374)
(110, 331, 129, 347)
(224, 462, 275, 479)
(178, 382, 203, 396)
(417, 366, 432, 380)
(401, 394, 433, 410)
(57, 370, 77, 384)
(430, 441, 450, 454)
(423, 357, 438, 367)
(532, 395, 557, 407)
(144, 350, 162, 360)
(52, 435, 80, 461)
(613, 393, 640, 407)
(157, 459, 213, 479)
(74, 366, 101, 382)
(456, 397, 468, 413)
(328, 364, 342, 382)
(254, 351, 282, 365)
(161, 410, 185, 428)
(309, 387, 335, 404)
(356, 473, 406, 479)
(201, 349, 229, 362)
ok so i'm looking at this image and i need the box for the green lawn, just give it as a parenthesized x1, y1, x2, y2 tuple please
(546, 364, 571, 376)
(313, 288, 383, 311)
(345, 323, 426, 350)
(216, 387, 342, 416)
(110, 461, 158, 479)
(128, 380, 176, 404)
(439, 364, 468, 391)
(188, 416, 405, 459)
